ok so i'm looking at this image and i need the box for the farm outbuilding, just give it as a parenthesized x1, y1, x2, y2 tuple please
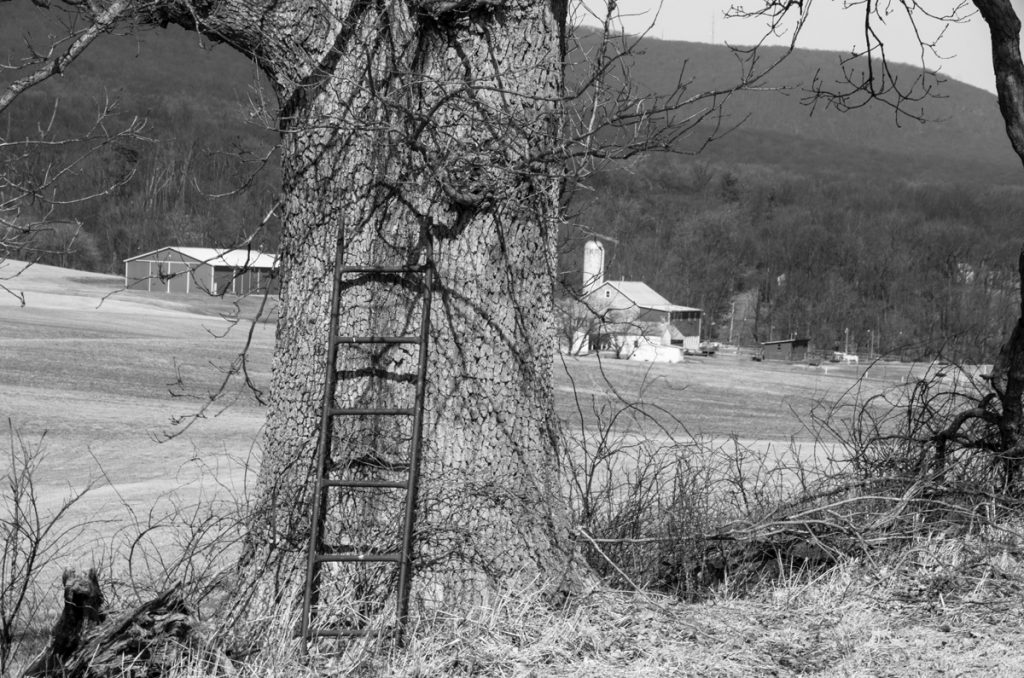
(577, 241, 702, 360)
(124, 246, 279, 296)
(588, 280, 703, 352)
(759, 338, 810, 362)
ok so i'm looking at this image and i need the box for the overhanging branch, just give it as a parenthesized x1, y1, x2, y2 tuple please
(0, 0, 132, 116)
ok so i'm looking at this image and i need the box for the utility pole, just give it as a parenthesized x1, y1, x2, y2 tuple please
(728, 301, 735, 345)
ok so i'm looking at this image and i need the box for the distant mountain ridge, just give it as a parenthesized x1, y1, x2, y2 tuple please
(581, 33, 1021, 185)
(1, 4, 1018, 186)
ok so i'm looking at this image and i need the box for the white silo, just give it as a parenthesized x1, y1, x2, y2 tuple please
(582, 240, 605, 295)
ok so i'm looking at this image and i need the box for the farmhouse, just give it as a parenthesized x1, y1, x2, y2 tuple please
(124, 246, 279, 295)
(579, 241, 702, 361)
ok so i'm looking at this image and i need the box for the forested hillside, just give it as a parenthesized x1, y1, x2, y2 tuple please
(2, 3, 1021, 360)
(560, 34, 1024, 362)
(566, 156, 1023, 361)
(0, 3, 281, 272)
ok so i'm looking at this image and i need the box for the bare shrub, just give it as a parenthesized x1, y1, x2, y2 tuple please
(0, 414, 258, 675)
(558, 357, 1024, 603)
(0, 422, 94, 675)
(556, 362, 831, 597)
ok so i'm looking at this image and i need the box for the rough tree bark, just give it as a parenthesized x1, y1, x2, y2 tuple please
(0, 0, 583, 630)
(29, 0, 583, 623)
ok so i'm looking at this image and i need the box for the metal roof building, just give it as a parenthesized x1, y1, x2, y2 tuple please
(588, 280, 702, 317)
(124, 246, 279, 296)
(575, 241, 702, 359)
(586, 280, 703, 354)
(759, 338, 810, 362)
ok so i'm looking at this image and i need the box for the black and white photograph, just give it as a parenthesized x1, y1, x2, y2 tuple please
(2, 1, 1023, 675)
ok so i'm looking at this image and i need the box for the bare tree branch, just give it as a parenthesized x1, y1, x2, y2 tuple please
(0, 0, 133, 115)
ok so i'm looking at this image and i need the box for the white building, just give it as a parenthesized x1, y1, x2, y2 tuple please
(577, 241, 702, 362)
(124, 246, 279, 295)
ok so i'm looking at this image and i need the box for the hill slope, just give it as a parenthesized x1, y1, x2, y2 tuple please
(1, 5, 1017, 186)
(575, 33, 1021, 185)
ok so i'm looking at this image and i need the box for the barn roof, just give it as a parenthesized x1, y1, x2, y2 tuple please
(592, 280, 701, 313)
(761, 338, 810, 346)
(125, 246, 278, 269)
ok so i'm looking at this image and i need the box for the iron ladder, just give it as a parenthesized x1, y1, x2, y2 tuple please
(299, 239, 433, 646)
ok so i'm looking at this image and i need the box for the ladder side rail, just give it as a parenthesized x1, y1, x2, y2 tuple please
(299, 237, 347, 645)
(395, 263, 433, 640)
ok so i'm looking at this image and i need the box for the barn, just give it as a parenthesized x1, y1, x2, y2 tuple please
(579, 241, 702, 360)
(588, 280, 703, 351)
(124, 246, 279, 296)
(759, 338, 810, 362)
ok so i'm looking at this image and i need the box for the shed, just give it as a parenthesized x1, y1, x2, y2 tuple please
(760, 338, 810, 362)
(124, 246, 278, 295)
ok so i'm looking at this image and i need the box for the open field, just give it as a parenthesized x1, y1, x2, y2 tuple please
(0, 260, 931, 543)
(0, 260, 903, 522)
(0, 261, 274, 558)
(556, 351, 910, 442)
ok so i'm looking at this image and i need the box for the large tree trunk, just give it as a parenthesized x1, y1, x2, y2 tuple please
(0, 0, 583, 631)
(171, 0, 586, 625)
(974, 0, 1024, 488)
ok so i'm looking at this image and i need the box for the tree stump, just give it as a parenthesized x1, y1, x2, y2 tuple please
(21, 568, 105, 678)
(61, 585, 200, 678)
(21, 571, 232, 678)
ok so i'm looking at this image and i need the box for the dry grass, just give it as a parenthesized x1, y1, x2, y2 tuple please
(5, 262, 1024, 676)
(147, 561, 1024, 677)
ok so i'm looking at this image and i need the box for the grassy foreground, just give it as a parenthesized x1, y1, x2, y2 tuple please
(167, 561, 1024, 677)
(3, 262, 1024, 677)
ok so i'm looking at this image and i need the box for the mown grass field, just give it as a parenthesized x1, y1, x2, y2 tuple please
(0, 261, 274, 580)
(4, 261, 1022, 677)
(0, 261, 893, 520)
(556, 350, 906, 441)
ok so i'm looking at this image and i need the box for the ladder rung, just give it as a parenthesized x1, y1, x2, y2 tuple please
(318, 552, 401, 563)
(338, 265, 427, 274)
(350, 458, 410, 472)
(330, 407, 415, 416)
(334, 335, 420, 345)
(322, 479, 408, 489)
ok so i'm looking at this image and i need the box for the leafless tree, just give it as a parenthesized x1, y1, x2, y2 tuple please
(0, 89, 144, 302)
(737, 0, 1024, 487)
(0, 0, 812, 641)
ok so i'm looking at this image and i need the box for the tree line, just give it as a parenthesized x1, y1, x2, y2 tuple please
(8, 76, 1020, 367)
(565, 154, 1024, 363)
(1, 87, 280, 272)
